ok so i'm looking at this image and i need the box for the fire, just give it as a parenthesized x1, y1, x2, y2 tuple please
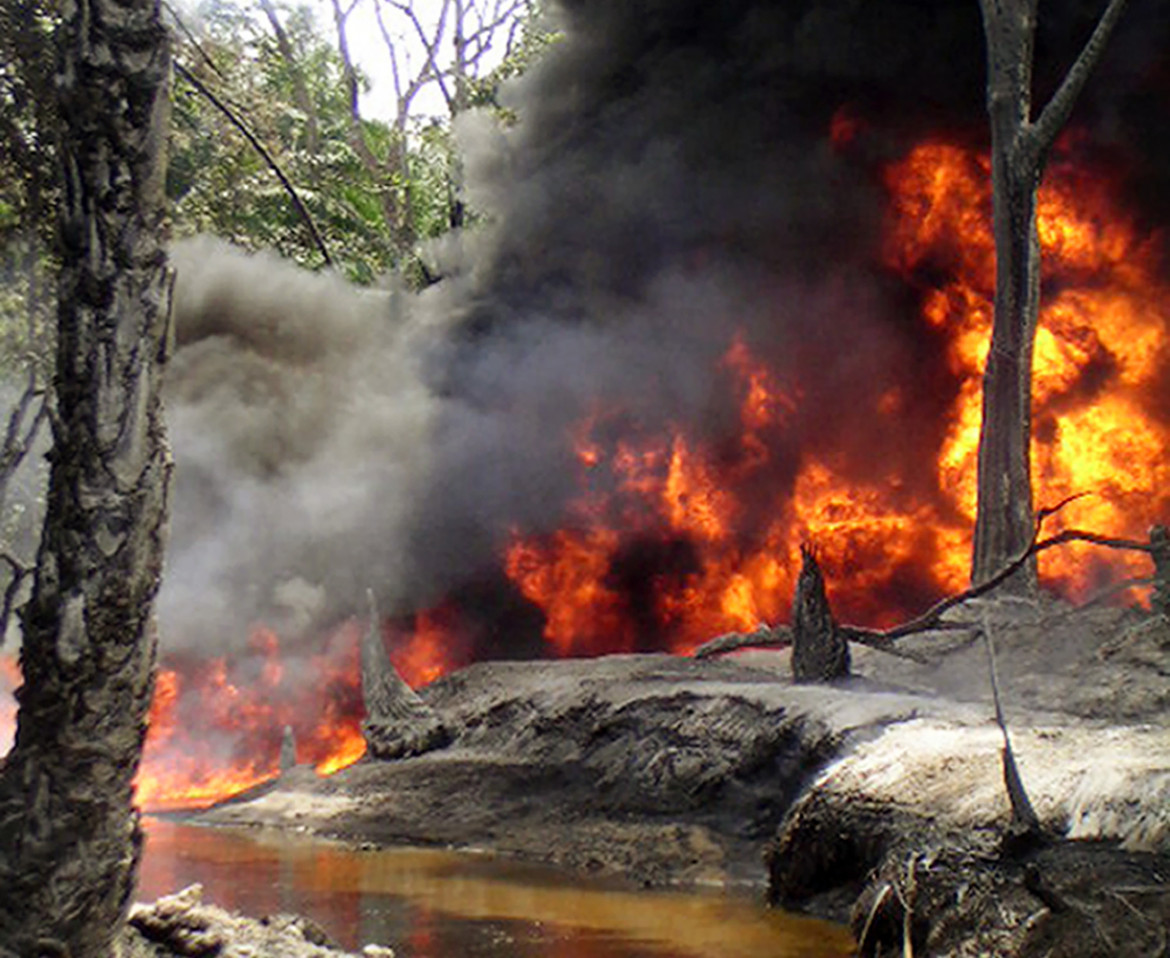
(0, 607, 463, 808)
(886, 138, 1170, 592)
(503, 130, 1170, 651)
(134, 624, 367, 810)
(0, 654, 18, 755)
(503, 326, 965, 652)
(3, 126, 1167, 811)
(131, 609, 465, 808)
(388, 605, 466, 689)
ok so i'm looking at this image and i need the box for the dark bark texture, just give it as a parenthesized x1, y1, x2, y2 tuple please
(1149, 524, 1170, 617)
(0, 0, 172, 954)
(972, 0, 1128, 590)
(361, 592, 450, 760)
(790, 546, 850, 683)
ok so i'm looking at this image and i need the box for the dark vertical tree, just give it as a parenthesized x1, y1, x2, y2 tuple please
(971, 0, 1128, 589)
(0, 0, 172, 953)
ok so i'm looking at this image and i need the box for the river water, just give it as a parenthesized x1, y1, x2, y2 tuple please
(137, 819, 853, 958)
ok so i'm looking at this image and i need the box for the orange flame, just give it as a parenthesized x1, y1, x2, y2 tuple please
(0, 611, 460, 809)
(131, 609, 467, 809)
(885, 138, 1170, 592)
(503, 131, 1169, 652)
(134, 624, 367, 809)
(0, 654, 19, 756)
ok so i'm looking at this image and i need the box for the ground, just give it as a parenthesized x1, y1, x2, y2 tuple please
(190, 597, 1170, 956)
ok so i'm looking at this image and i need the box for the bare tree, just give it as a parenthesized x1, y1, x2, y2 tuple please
(971, 0, 1128, 590)
(0, 0, 172, 953)
(330, 0, 534, 242)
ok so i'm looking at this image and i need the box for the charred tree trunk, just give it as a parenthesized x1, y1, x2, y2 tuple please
(972, 68, 1041, 591)
(972, 0, 1128, 590)
(361, 591, 450, 760)
(0, 0, 172, 953)
(1150, 524, 1170, 617)
(791, 546, 850, 683)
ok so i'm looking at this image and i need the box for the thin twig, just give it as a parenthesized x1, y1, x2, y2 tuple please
(857, 883, 893, 957)
(983, 611, 1041, 838)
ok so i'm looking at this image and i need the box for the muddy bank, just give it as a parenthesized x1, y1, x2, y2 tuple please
(194, 601, 1170, 954)
(200, 653, 970, 886)
(772, 599, 1170, 956)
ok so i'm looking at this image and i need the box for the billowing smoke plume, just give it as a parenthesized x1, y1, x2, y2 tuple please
(162, 0, 1170, 658)
(164, 238, 436, 647)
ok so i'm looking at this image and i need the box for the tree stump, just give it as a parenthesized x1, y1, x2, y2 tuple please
(1150, 525, 1170, 618)
(791, 546, 850, 683)
(361, 591, 451, 760)
(280, 724, 298, 772)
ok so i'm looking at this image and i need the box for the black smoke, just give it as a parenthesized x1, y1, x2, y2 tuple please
(162, 0, 1170, 658)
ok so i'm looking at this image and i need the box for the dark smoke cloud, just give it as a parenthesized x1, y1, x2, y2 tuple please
(161, 0, 1170, 657)
(164, 237, 437, 648)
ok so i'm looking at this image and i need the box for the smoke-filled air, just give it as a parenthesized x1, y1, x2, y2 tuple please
(3, 0, 1170, 808)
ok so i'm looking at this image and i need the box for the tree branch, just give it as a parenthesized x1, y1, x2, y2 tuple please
(162, 1, 228, 83)
(333, 0, 415, 244)
(1028, 0, 1130, 155)
(692, 624, 791, 660)
(386, 0, 456, 115)
(256, 0, 319, 153)
(693, 494, 1158, 663)
(173, 61, 333, 267)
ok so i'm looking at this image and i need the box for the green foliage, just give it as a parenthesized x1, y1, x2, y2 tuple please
(1, 0, 550, 292)
(169, 0, 467, 285)
(0, 0, 57, 374)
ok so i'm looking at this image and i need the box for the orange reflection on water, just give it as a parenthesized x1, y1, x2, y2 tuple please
(137, 819, 852, 958)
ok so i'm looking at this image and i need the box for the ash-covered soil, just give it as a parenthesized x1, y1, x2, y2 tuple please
(200, 653, 969, 886)
(195, 599, 1170, 956)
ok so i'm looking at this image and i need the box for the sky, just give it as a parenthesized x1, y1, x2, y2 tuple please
(323, 0, 520, 122)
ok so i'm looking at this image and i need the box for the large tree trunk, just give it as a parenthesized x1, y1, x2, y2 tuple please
(971, 0, 1128, 590)
(0, 0, 172, 953)
(971, 4, 1041, 590)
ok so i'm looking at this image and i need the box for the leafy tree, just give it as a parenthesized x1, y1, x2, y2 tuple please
(168, 0, 401, 280)
(166, 0, 540, 285)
